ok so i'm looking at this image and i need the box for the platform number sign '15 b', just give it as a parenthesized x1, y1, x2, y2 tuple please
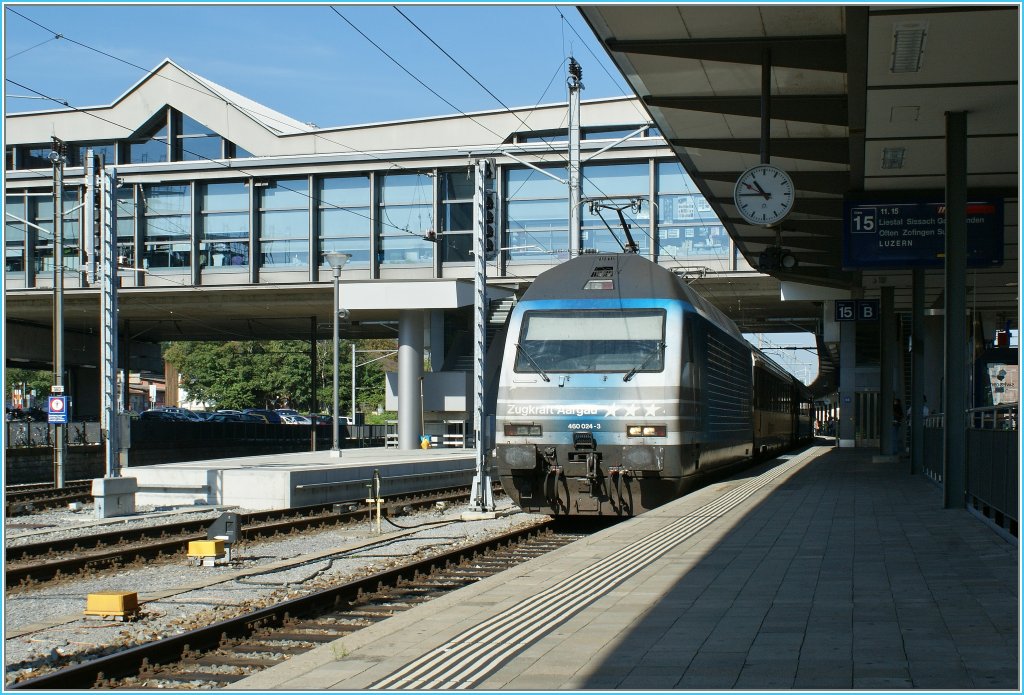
(835, 299, 879, 322)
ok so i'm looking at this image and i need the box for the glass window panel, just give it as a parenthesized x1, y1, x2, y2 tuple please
(116, 188, 135, 217)
(261, 240, 308, 267)
(440, 171, 475, 201)
(320, 176, 369, 207)
(380, 203, 432, 237)
(583, 127, 640, 140)
(380, 173, 432, 205)
(71, 144, 117, 167)
(180, 135, 223, 162)
(441, 202, 473, 232)
(519, 133, 567, 144)
(320, 207, 370, 238)
(144, 185, 190, 214)
(5, 196, 25, 242)
(202, 212, 249, 238)
(260, 209, 308, 239)
(657, 161, 696, 193)
(378, 234, 432, 265)
(180, 115, 215, 137)
(506, 167, 567, 199)
(20, 146, 52, 170)
(144, 214, 190, 241)
(203, 182, 248, 211)
(200, 240, 248, 268)
(582, 162, 647, 197)
(142, 242, 190, 269)
(507, 199, 568, 227)
(440, 231, 473, 264)
(581, 225, 650, 254)
(261, 179, 308, 209)
(130, 139, 168, 164)
(322, 237, 370, 267)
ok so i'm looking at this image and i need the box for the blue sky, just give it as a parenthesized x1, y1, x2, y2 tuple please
(4, 4, 632, 127)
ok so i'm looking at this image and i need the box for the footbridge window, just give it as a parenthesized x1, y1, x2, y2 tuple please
(439, 170, 474, 264)
(319, 174, 370, 268)
(200, 182, 249, 270)
(259, 178, 309, 268)
(378, 172, 433, 266)
(506, 165, 567, 264)
(141, 183, 191, 270)
(581, 161, 650, 255)
(655, 161, 729, 264)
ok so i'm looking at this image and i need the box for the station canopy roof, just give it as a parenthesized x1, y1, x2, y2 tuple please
(580, 5, 1019, 325)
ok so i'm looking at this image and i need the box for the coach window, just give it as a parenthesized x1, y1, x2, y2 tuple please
(141, 184, 191, 270)
(506, 165, 567, 264)
(377, 172, 433, 266)
(656, 161, 728, 263)
(439, 170, 474, 264)
(581, 161, 650, 254)
(5, 194, 26, 273)
(200, 182, 249, 270)
(319, 175, 370, 269)
(259, 178, 309, 268)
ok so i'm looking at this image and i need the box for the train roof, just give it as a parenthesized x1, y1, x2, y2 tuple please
(520, 253, 746, 344)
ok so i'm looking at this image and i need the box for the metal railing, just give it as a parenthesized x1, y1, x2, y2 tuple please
(921, 406, 1018, 535)
(6, 421, 104, 448)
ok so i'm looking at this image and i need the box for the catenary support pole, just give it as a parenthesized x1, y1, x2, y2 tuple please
(567, 58, 582, 258)
(469, 158, 494, 512)
(101, 162, 120, 477)
(51, 137, 67, 489)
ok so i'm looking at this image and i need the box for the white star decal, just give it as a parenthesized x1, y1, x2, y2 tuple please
(623, 403, 639, 418)
(604, 403, 619, 418)
(644, 403, 660, 417)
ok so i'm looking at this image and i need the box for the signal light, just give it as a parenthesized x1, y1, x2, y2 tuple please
(484, 191, 497, 259)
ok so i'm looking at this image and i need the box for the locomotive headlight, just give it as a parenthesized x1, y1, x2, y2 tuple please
(504, 423, 542, 436)
(626, 425, 666, 437)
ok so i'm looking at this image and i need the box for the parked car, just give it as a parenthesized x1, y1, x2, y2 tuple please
(140, 409, 189, 421)
(275, 409, 312, 425)
(151, 406, 203, 422)
(242, 408, 283, 424)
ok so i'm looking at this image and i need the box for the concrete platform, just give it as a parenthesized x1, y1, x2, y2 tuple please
(234, 444, 1019, 690)
(127, 448, 476, 510)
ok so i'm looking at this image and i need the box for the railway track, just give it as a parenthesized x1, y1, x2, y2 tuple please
(5, 486, 478, 589)
(9, 519, 583, 690)
(5, 481, 94, 516)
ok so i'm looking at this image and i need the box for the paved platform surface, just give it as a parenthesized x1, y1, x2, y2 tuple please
(235, 443, 1019, 690)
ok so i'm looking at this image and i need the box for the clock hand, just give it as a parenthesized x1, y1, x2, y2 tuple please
(752, 180, 770, 198)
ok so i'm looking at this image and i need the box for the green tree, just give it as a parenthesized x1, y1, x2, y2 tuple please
(164, 338, 395, 413)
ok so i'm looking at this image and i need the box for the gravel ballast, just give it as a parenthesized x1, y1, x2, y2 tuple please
(4, 498, 546, 685)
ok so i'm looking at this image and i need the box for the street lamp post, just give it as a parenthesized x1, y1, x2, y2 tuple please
(324, 252, 350, 457)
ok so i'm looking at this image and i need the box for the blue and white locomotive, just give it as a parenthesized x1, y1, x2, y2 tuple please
(494, 252, 812, 516)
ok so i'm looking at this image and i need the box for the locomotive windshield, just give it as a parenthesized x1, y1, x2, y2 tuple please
(515, 309, 666, 374)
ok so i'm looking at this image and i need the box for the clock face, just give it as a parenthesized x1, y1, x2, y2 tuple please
(733, 165, 795, 226)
